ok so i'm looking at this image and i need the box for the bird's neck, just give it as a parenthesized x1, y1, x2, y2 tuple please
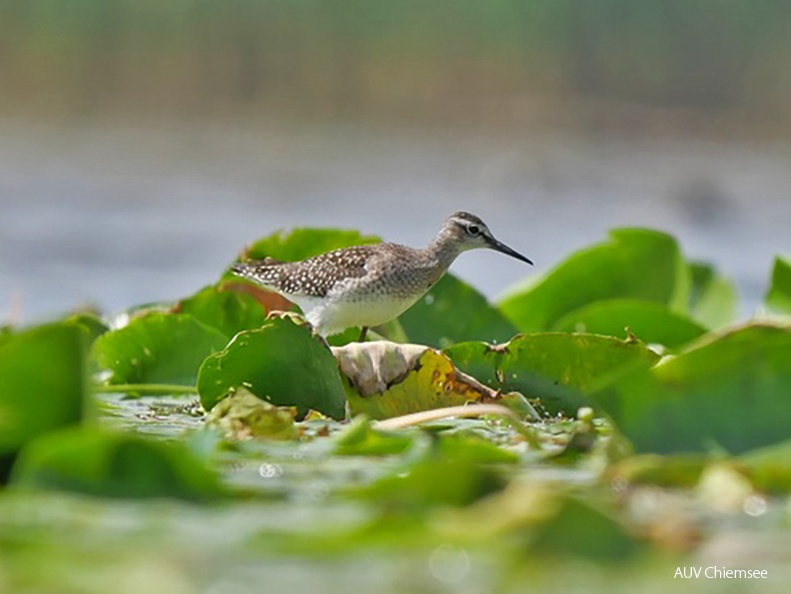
(425, 233, 464, 271)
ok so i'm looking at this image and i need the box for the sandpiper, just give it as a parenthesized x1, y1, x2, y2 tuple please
(231, 212, 532, 341)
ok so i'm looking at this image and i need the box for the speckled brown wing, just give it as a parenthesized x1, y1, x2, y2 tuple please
(231, 245, 376, 298)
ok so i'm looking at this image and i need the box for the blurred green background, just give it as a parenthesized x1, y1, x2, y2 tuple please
(4, 0, 791, 128)
(1, 0, 790, 321)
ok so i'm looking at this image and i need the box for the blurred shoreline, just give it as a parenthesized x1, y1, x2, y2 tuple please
(3, 1, 791, 139)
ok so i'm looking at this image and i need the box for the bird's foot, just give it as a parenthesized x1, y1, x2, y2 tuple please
(265, 310, 312, 330)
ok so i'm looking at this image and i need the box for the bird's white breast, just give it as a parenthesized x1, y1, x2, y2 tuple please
(292, 293, 421, 336)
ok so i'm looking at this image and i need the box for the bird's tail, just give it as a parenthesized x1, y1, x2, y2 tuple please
(230, 259, 283, 285)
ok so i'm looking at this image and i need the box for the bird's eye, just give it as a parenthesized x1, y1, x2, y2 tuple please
(467, 224, 480, 236)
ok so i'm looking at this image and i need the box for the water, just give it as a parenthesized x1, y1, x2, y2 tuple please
(2, 118, 789, 323)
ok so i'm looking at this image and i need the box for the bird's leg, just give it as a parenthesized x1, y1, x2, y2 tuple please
(358, 327, 369, 342)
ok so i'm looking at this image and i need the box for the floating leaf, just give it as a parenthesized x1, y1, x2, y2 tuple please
(398, 274, 518, 348)
(92, 313, 228, 387)
(64, 312, 109, 344)
(10, 428, 223, 501)
(499, 228, 689, 332)
(553, 299, 706, 349)
(175, 285, 266, 339)
(198, 318, 346, 420)
(334, 341, 533, 419)
(204, 387, 298, 441)
(434, 433, 520, 464)
(0, 326, 12, 348)
(738, 439, 791, 493)
(334, 416, 415, 456)
(445, 333, 660, 415)
(688, 261, 738, 328)
(530, 498, 642, 561)
(356, 437, 510, 509)
(593, 324, 791, 454)
(608, 454, 708, 488)
(0, 323, 88, 463)
(764, 256, 791, 314)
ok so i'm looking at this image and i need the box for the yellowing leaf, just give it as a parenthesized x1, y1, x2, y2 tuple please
(333, 341, 532, 420)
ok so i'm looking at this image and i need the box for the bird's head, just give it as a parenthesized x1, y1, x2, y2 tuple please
(439, 211, 533, 265)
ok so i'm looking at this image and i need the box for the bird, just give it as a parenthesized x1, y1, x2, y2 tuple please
(231, 212, 532, 342)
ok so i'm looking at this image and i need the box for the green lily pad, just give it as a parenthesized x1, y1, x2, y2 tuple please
(175, 285, 267, 339)
(197, 317, 347, 420)
(738, 439, 791, 493)
(444, 333, 660, 415)
(10, 428, 223, 501)
(334, 416, 415, 456)
(398, 274, 519, 348)
(608, 454, 708, 488)
(530, 498, 642, 561)
(64, 312, 109, 344)
(593, 324, 791, 454)
(688, 261, 738, 328)
(0, 327, 12, 353)
(241, 227, 380, 263)
(434, 433, 520, 464)
(765, 256, 791, 314)
(92, 313, 229, 387)
(356, 437, 509, 509)
(499, 228, 689, 332)
(0, 322, 88, 459)
(553, 299, 706, 349)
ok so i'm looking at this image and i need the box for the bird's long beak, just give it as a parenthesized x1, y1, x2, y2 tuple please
(488, 237, 533, 265)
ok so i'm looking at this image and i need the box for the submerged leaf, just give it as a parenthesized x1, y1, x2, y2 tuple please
(499, 228, 689, 332)
(198, 318, 346, 420)
(92, 313, 228, 387)
(593, 324, 791, 454)
(204, 387, 298, 441)
(10, 428, 223, 501)
(445, 333, 660, 415)
(398, 274, 518, 348)
(553, 299, 706, 349)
